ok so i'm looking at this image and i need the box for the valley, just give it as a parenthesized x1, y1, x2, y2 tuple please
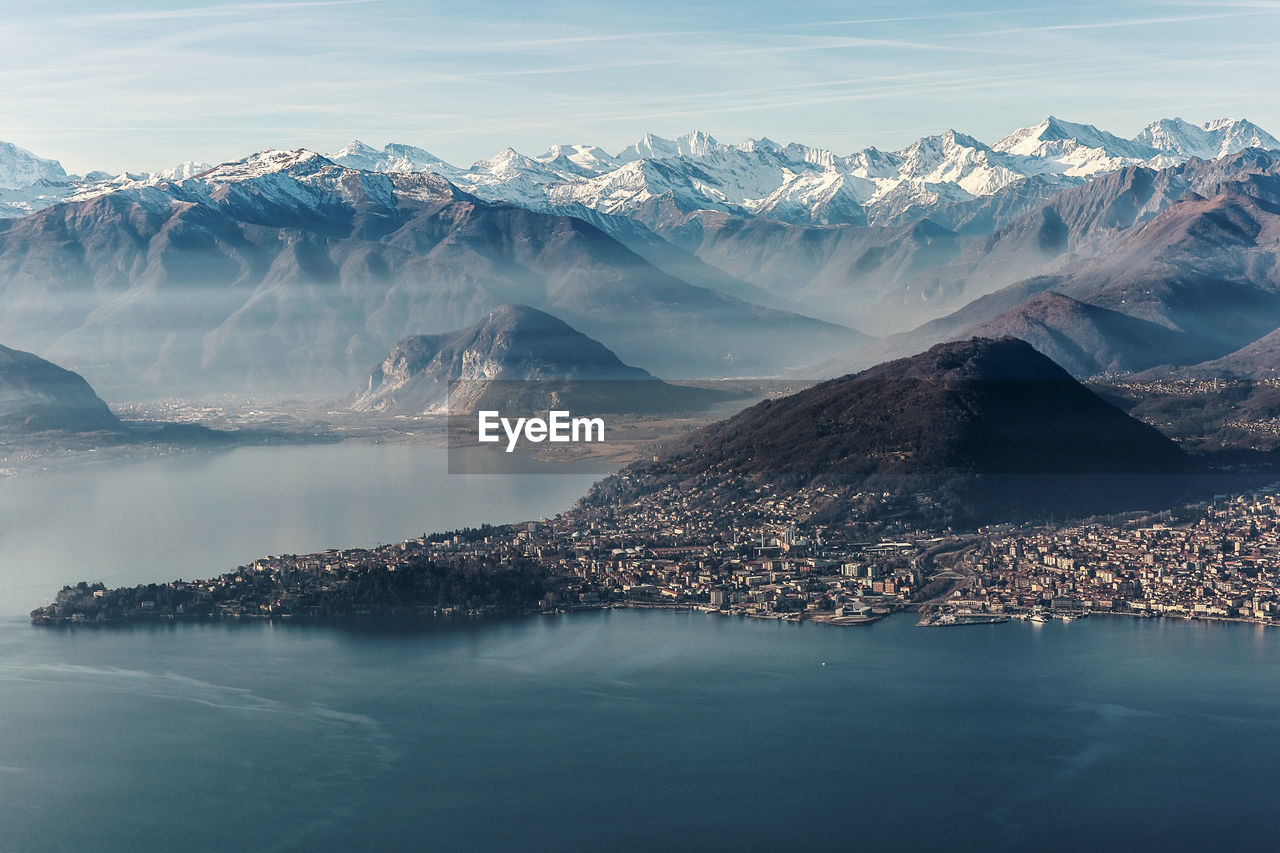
(10, 4, 1280, 850)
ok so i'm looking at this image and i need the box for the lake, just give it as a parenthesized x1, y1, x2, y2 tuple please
(0, 443, 600, 616)
(1, 445, 1279, 851)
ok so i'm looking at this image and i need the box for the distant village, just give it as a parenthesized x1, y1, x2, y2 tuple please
(31, 474, 1280, 631)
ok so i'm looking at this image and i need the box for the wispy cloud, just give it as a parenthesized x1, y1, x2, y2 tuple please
(768, 6, 1061, 29)
(947, 8, 1278, 38)
(79, 0, 385, 23)
(0, 0, 1276, 173)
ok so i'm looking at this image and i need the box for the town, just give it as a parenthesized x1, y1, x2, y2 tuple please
(31, 475, 1280, 631)
(942, 486, 1280, 624)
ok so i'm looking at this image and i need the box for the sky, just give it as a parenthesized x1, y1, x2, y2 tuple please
(3, 0, 1279, 174)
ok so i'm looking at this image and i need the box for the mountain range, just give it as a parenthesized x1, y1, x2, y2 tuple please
(2, 114, 1280, 395)
(826, 148, 1280, 378)
(309, 116, 1278, 336)
(0, 149, 861, 393)
(4, 116, 1273, 237)
(321, 117, 1278, 230)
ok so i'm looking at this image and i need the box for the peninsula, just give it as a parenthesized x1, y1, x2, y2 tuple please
(36, 338, 1280, 629)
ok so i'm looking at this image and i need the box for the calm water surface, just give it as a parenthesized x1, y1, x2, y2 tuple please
(1, 446, 1278, 851)
(0, 443, 598, 615)
(2, 611, 1278, 851)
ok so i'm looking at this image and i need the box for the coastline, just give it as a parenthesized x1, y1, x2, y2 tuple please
(29, 597, 1278, 631)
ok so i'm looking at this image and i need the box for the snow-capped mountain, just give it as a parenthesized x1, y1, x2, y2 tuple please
(0, 145, 861, 391)
(533, 143, 620, 177)
(321, 116, 1280, 229)
(67, 148, 464, 222)
(0, 140, 66, 189)
(155, 160, 214, 181)
(992, 116, 1168, 166)
(2, 116, 1277, 228)
(1135, 117, 1280, 160)
(0, 144, 213, 217)
(326, 140, 454, 176)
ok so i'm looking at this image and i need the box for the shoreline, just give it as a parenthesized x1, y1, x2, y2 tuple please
(26, 599, 1279, 631)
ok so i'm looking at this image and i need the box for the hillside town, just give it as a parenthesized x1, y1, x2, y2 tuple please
(31, 476, 1280, 630)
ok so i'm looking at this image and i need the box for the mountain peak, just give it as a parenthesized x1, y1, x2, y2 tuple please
(1137, 117, 1280, 159)
(198, 149, 332, 184)
(869, 336, 1072, 383)
(739, 136, 782, 154)
(479, 147, 540, 170)
(616, 132, 678, 162)
(326, 140, 451, 175)
(156, 161, 213, 181)
(334, 140, 379, 157)
(349, 304, 656, 414)
(482, 303, 572, 331)
(602, 335, 1192, 524)
(992, 116, 1158, 163)
(675, 130, 718, 157)
(0, 139, 68, 190)
(999, 115, 1093, 147)
(533, 144, 619, 176)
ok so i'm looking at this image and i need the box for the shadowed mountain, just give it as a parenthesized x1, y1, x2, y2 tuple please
(0, 344, 121, 433)
(961, 292, 1200, 376)
(665, 212, 965, 328)
(1162, 326, 1280, 380)
(589, 338, 1195, 526)
(350, 304, 733, 415)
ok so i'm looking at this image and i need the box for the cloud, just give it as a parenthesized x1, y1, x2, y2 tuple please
(947, 8, 1277, 38)
(78, 0, 385, 23)
(1, 0, 1277, 173)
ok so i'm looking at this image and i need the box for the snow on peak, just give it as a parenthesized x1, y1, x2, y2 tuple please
(988, 116, 1171, 178)
(327, 140, 451, 175)
(533, 144, 619, 177)
(615, 130, 721, 162)
(3, 115, 1280, 226)
(1206, 119, 1280, 156)
(993, 116, 1151, 159)
(1138, 117, 1280, 159)
(0, 139, 68, 190)
(616, 132, 681, 163)
(156, 161, 212, 181)
(333, 139, 380, 158)
(196, 149, 330, 184)
(675, 130, 718, 158)
(738, 137, 783, 155)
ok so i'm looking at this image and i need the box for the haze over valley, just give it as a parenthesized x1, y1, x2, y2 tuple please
(11, 2, 1280, 849)
(2, 115, 1280, 405)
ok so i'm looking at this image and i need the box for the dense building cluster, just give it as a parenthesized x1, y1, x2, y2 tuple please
(31, 481, 936, 626)
(933, 489, 1280, 623)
